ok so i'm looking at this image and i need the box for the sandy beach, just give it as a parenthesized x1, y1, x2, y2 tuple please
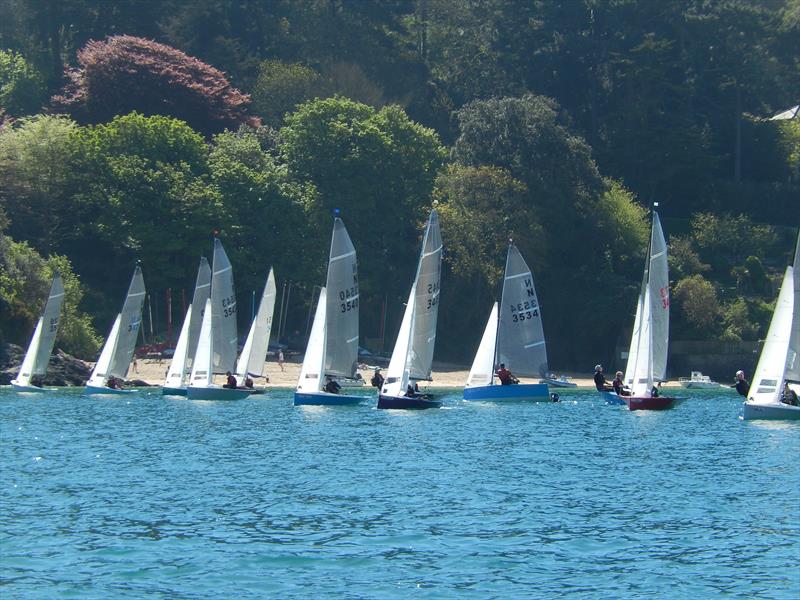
(127, 357, 681, 389)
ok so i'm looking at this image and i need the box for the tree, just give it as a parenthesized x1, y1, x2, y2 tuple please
(0, 49, 45, 116)
(251, 60, 323, 128)
(51, 35, 255, 135)
(0, 233, 100, 357)
(690, 212, 777, 276)
(674, 274, 720, 335)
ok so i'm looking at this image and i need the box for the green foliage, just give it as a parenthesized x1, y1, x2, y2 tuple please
(251, 60, 323, 128)
(690, 212, 778, 276)
(743, 256, 769, 294)
(0, 114, 81, 253)
(720, 297, 761, 342)
(669, 235, 711, 281)
(0, 49, 44, 115)
(674, 275, 720, 335)
(0, 234, 99, 357)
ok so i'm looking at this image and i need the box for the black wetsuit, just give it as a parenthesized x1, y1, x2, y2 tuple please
(594, 372, 609, 391)
(734, 379, 750, 397)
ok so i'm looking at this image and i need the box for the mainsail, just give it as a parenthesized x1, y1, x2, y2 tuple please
(496, 244, 548, 378)
(325, 218, 359, 378)
(236, 269, 277, 379)
(407, 210, 442, 381)
(14, 273, 65, 386)
(210, 239, 237, 373)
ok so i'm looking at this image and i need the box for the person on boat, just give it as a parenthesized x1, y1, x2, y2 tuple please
(223, 371, 237, 389)
(106, 377, 121, 390)
(594, 365, 613, 391)
(244, 377, 254, 389)
(323, 376, 341, 394)
(496, 364, 518, 385)
(781, 381, 799, 406)
(371, 369, 384, 389)
(405, 384, 418, 397)
(732, 370, 749, 397)
(651, 382, 662, 397)
(612, 371, 630, 396)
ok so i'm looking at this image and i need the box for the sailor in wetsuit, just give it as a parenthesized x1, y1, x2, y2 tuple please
(594, 365, 613, 391)
(732, 370, 750, 397)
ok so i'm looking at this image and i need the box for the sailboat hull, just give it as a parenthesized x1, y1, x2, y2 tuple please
(464, 383, 549, 402)
(293, 391, 362, 406)
(187, 386, 253, 401)
(377, 394, 441, 409)
(601, 391, 627, 405)
(624, 395, 679, 411)
(162, 386, 187, 396)
(742, 402, 800, 421)
(10, 382, 54, 393)
(85, 384, 136, 396)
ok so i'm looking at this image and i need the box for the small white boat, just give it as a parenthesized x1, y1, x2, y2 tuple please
(85, 266, 145, 395)
(742, 232, 800, 421)
(678, 371, 720, 389)
(11, 273, 65, 392)
(539, 374, 577, 388)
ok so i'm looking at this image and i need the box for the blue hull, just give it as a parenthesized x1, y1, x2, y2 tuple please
(742, 402, 800, 421)
(601, 391, 627, 405)
(162, 386, 187, 396)
(377, 394, 441, 409)
(464, 383, 549, 402)
(293, 392, 363, 406)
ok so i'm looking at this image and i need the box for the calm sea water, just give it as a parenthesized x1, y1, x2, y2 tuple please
(1, 387, 798, 599)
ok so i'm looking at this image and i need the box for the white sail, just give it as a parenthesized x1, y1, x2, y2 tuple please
(325, 218, 359, 378)
(408, 210, 442, 381)
(648, 213, 669, 381)
(108, 266, 146, 379)
(466, 303, 499, 387)
(235, 269, 276, 379)
(749, 266, 795, 405)
(87, 314, 122, 387)
(297, 288, 328, 393)
(624, 254, 649, 388)
(163, 304, 192, 388)
(496, 244, 548, 377)
(186, 257, 211, 370)
(786, 233, 800, 383)
(14, 274, 65, 386)
(382, 285, 416, 397)
(210, 239, 237, 373)
(189, 298, 214, 388)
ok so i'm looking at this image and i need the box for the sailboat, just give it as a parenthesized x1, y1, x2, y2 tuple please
(162, 257, 212, 396)
(234, 268, 276, 392)
(464, 243, 550, 401)
(10, 273, 66, 392)
(604, 210, 678, 410)
(187, 238, 251, 400)
(85, 266, 146, 395)
(295, 217, 362, 405)
(742, 232, 800, 420)
(379, 210, 443, 409)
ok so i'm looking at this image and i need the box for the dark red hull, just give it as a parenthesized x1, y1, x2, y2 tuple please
(624, 395, 677, 411)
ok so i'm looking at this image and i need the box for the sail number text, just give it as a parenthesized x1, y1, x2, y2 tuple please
(222, 295, 237, 318)
(426, 282, 439, 310)
(510, 300, 539, 322)
(339, 286, 358, 312)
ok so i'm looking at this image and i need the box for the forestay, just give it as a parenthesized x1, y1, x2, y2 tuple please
(108, 266, 146, 380)
(407, 210, 442, 381)
(297, 288, 328, 393)
(14, 274, 65, 385)
(749, 266, 794, 405)
(236, 268, 276, 379)
(496, 244, 547, 378)
(325, 218, 359, 378)
(210, 239, 237, 373)
(466, 303, 498, 387)
(186, 257, 211, 370)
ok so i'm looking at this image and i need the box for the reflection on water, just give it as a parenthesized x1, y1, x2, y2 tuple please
(1, 387, 798, 599)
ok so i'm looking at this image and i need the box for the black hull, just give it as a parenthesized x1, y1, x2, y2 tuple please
(377, 394, 441, 410)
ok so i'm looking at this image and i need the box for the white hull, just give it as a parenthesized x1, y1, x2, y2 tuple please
(742, 401, 800, 421)
(679, 381, 720, 389)
(10, 382, 55, 393)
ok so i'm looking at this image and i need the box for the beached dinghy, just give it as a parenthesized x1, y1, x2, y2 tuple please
(378, 210, 442, 409)
(10, 273, 65, 392)
(295, 217, 362, 405)
(162, 257, 211, 396)
(188, 238, 253, 400)
(607, 210, 679, 410)
(233, 268, 276, 395)
(85, 266, 146, 395)
(464, 243, 550, 402)
(742, 232, 800, 421)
